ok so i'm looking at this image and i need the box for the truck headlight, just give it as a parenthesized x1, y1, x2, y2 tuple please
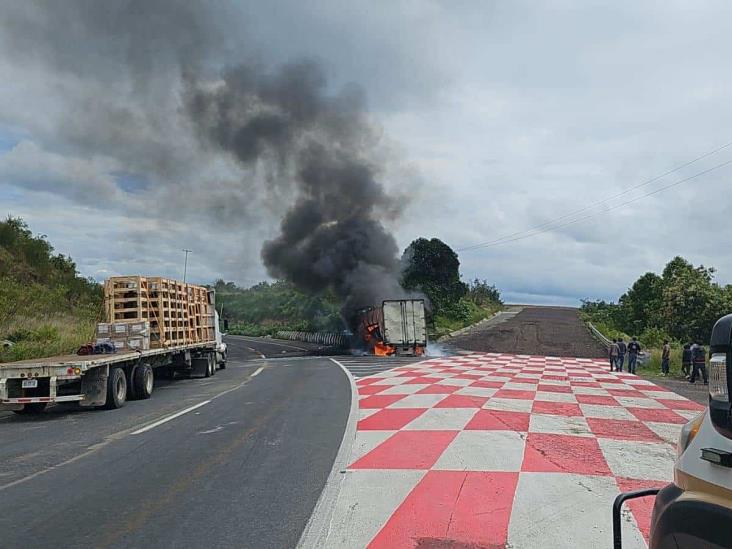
(710, 353, 729, 402)
(677, 412, 705, 458)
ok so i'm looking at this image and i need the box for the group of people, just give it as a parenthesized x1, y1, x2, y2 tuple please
(608, 336, 641, 374)
(608, 336, 709, 384)
(680, 341, 709, 384)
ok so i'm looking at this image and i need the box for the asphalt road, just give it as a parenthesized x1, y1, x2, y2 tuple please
(0, 337, 350, 549)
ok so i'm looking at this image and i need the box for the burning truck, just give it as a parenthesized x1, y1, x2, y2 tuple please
(354, 299, 427, 356)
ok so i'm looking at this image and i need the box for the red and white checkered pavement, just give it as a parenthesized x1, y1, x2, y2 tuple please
(322, 352, 705, 549)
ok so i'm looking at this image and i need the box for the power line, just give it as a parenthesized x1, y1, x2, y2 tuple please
(459, 157, 732, 250)
(458, 140, 732, 252)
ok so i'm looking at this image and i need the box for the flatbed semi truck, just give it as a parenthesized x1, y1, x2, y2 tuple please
(0, 335, 226, 413)
(0, 277, 227, 413)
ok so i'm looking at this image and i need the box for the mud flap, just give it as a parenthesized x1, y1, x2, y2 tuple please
(80, 365, 109, 407)
(0, 380, 23, 411)
(191, 356, 209, 377)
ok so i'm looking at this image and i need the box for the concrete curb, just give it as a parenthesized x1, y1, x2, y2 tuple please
(437, 307, 523, 342)
(297, 357, 359, 549)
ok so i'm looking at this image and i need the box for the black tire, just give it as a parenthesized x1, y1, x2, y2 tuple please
(204, 356, 212, 378)
(13, 402, 48, 415)
(126, 367, 138, 400)
(219, 352, 227, 369)
(133, 364, 154, 399)
(210, 354, 216, 376)
(104, 367, 127, 409)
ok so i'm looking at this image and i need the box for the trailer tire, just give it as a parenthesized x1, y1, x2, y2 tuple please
(13, 402, 48, 415)
(104, 367, 127, 409)
(204, 356, 212, 378)
(133, 364, 154, 399)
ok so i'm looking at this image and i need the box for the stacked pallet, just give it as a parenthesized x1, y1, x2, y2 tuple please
(103, 276, 215, 348)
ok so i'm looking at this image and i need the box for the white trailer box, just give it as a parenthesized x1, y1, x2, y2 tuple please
(382, 299, 427, 350)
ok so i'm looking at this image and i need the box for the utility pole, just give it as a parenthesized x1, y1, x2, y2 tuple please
(182, 249, 192, 284)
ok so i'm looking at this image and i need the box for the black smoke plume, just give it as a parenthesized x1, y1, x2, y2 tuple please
(186, 61, 410, 321)
(2, 2, 416, 319)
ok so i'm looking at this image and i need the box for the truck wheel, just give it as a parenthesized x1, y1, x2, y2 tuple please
(204, 356, 213, 378)
(210, 354, 216, 376)
(219, 352, 227, 369)
(104, 367, 127, 409)
(133, 364, 154, 399)
(13, 402, 48, 415)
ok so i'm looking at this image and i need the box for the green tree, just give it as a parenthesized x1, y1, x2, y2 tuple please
(660, 259, 727, 342)
(401, 238, 467, 313)
(617, 272, 664, 335)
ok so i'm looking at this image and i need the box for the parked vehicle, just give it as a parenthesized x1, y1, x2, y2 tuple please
(0, 276, 228, 413)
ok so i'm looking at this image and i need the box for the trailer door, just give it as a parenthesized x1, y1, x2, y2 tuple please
(383, 300, 427, 346)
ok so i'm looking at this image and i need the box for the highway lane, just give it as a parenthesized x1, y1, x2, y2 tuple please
(0, 337, 351, 549)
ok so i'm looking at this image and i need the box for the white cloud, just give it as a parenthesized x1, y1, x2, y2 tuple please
(3, 1, 732, 304)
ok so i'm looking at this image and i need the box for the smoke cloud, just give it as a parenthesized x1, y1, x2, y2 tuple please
(186, 61, 408, 318)
(1, 1, 415, 319)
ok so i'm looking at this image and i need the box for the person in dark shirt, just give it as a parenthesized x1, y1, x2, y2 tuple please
(627, 337, 641, 374)
(690, 341, 709, 384)
(616, 338, 627, 372)
(661, 340, 671, 376)
(681, 343, 692, 379)
(609, 339, 620, 372)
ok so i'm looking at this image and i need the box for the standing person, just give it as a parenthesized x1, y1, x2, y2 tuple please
(661, 340, 671, 376)
(617, 337, 627, 372)
(690, 341, 709, 384)
(609, 339, 620, 372)
(681, 343, 692, 379)
(627, 336, 641, 375)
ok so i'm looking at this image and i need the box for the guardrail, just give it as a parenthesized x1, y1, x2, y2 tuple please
(588, 322, 613, 349)
(275, 331, 350, 348)
(587, 322, 650, 365)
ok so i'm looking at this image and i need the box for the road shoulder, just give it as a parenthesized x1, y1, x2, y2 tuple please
(298, 357, 359, 548)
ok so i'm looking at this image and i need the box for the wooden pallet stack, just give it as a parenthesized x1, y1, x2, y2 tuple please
(103, 276, 215, 348)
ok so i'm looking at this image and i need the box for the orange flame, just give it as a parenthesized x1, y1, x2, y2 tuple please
(374, 340, 396, 356)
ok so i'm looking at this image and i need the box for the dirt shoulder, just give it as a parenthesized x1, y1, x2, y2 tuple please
(640, 373, 709, 405)
(447, 306, 608, 359)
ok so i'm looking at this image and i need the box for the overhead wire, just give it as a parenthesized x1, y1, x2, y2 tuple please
(459, 157, 732, 250)
(458, 140, 732, 252)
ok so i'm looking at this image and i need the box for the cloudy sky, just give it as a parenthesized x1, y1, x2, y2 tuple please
(2, 0, 732, 305)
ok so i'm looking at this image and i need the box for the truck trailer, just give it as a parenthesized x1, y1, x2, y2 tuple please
(0, 276, 227, 413)
(356, 299, 427, 356)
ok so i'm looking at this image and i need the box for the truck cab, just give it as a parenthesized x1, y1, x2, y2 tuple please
(214, 309, 227, 368)
(638, 315, 732, 548)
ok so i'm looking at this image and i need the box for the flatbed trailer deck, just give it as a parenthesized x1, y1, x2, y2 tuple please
(0, 340, 225, 413)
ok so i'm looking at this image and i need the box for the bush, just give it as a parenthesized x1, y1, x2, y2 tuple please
(639, 327, 672, 349)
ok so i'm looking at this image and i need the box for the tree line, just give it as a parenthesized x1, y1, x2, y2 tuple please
(218, 237, 502, 337)
(582, 256, 732, 346)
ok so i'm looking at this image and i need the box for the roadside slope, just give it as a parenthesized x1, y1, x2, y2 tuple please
(448, 306, 607, 358)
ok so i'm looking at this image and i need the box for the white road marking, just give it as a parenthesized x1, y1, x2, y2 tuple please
(297, 357, 359, 548)
(199, 426, 224, 435)
(252, 366, 264, 377)
(0, 359, 268, 491)
(131, 400, 211, 435)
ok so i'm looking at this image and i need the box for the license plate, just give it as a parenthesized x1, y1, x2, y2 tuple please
(22, 379, 38, 389)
